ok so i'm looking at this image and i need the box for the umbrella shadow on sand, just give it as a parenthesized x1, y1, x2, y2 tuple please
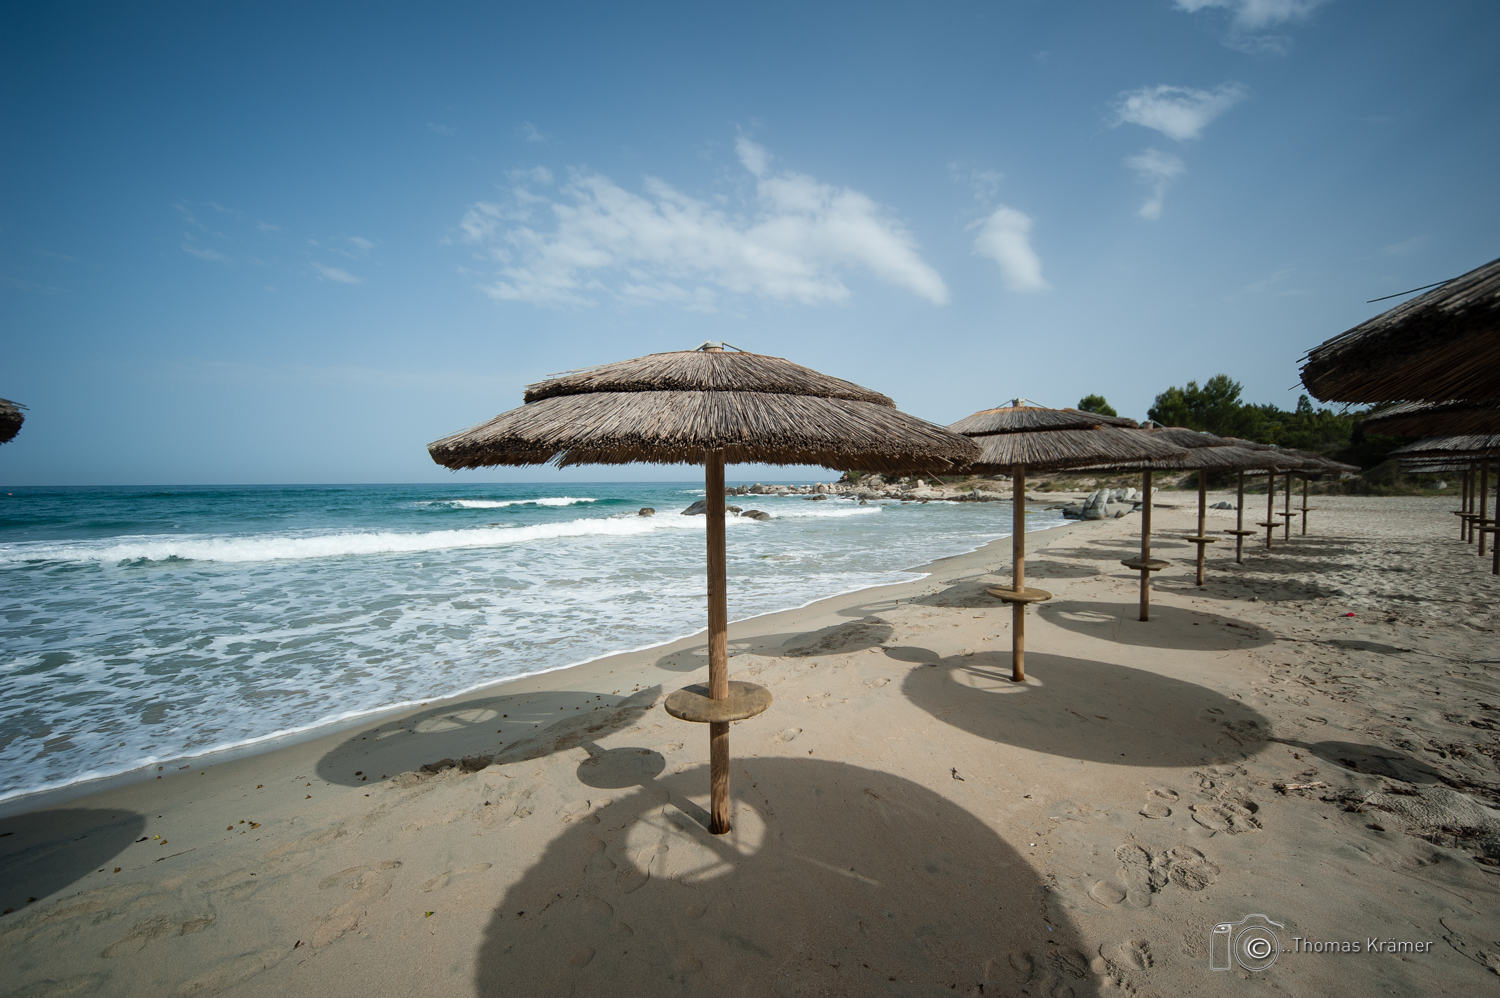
(1036, 601, 1274, 650)
(897, 648, 1269, 766)
(653, 617, 895, 673)
(0, 808, 147, 912)
(473, 754, 1102, 997)
(314, 687, 662, 787)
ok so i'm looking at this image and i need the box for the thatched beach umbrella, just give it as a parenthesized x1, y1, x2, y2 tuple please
(0, 398, 25, 445)
(428, 344, 979, 834)
(1363, 399, 1500, 438)
(1391, 436, 1500, 557)
(1076, 428, 1280, 599)
(947, 402, 1186, 678)
(1300, 255, 1500, 404)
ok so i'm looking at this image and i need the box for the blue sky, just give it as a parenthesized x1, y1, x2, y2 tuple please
(2, 0, 1497, 485)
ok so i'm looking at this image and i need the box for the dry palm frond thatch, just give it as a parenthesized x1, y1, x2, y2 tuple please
(430, 391, 978, 474)
(1389, 434, 1500, 458)
(0, 398, 25, 445)
(1361, 398, 1500, 437)
(1300, 255, 1500, 403)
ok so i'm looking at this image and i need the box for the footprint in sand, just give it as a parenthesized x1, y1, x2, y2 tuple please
(1088, 880, 1127, 906)
(1113, 938, 1153, 970)
(420, 863, 492, 893)
(100, 913, 216, 958)
(1189, 801, 1261, 834)
(865, 677, 890, 688)
(1139, 802, 1172, 819)
(1165, 847, 1220, 891)
(311, 860, 401, 948)
(1115, 843, 1168, 907)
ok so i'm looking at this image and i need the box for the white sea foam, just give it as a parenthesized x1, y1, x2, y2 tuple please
(0, 512, 743, 565)
(427, 496, 597, 509)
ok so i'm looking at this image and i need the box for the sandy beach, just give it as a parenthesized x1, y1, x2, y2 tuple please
(2, 493, 1498, 997)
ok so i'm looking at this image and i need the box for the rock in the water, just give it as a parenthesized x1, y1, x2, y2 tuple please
(742, 510, 771, 521)
(805, 494, 828, 501)
(681, 499, 709, 515)
(638, 507, 655, 516)
(726, 505, 742, 514)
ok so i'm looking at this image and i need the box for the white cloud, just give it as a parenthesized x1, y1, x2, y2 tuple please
(518, 122, 547, 143)
(427, 122, 457, 136)
(1174, 0, 1327, 30)
(969, 206, 1049, 292)
(181, 242, 229, 262)
(1125, 149, 1186, 220)
(456, 140, 948, 309)
(311, 263, 362, 284)
(348, 236, 378, 253)
(1113, 83, 1248, 141)
(1174, 0, 1330, 54)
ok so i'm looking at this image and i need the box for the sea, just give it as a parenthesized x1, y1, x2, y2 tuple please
(0, 482, 1061, 802)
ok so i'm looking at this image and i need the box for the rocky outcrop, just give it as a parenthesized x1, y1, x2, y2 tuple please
(638, 507, 655, 516)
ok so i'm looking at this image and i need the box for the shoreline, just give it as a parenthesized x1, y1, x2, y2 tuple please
(0, 509, 1077, 818)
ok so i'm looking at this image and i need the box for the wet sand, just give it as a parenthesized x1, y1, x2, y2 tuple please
(2, 494, 1498, 996)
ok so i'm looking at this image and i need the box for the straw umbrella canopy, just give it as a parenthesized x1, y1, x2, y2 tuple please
(946, 402, 1187, 681)
(1361, 399, 1500, 438)
(1300, 255, 1500, 404)
(0, 398, 24, 445)
(428, 343, 979, 835)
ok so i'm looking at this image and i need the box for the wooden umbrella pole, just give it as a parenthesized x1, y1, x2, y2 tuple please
(1012, 467, 1026, 682)
(1196, 472, 1208, 586)
(1493, 471, 1500, 575)
(1265, 471, 1275, 549)
(1464, 466, 1474, 542)
(1282, 472, 1292, 541)
(1301, 476, 1309, 535)
(1236, 470, 1246, 564)
(1139, 470, 1153, 621)
(704, 450, 731, 835)
(1481, 459, 1491, 558)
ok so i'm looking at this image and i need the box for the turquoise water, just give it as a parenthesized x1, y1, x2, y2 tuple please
(0, 482, 1058, 801)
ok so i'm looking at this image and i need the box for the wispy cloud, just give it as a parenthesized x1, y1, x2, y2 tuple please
(181, 242, 229, 262)
(1174, 0, 1331, 55)
(1383, 235, 1427, 257)
(517, 121, 547, 144)
(1125, 149, 1187, 220)
(427, 122, 457, 136)
(311, 263, 362, 284)
(258, 221, 280, 233)
(1, 274, 63, 294)
(455, 138, 948, 309)
(34, 249, 75, 262)
(969, 206, 1049, 292)
(1113, 84, 1248, 141)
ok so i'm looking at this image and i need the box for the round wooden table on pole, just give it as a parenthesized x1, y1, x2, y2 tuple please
(1121, 469, 1171, 620)
(1282, 471, 1294, 541)
(1224, 469, 1255, 563)
(983, 468, 1054, 682)
(1479, 459, 1491, 558)
(1183, 469, 1218, 586)
(1261, 470, 1277, 549)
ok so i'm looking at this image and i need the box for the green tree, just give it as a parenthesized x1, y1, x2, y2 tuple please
(1146, 375, 1258, 436)
(1076, 394, 1118, 417)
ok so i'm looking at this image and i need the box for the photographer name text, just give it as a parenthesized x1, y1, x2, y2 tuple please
(1289, 937, 1434, 955)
